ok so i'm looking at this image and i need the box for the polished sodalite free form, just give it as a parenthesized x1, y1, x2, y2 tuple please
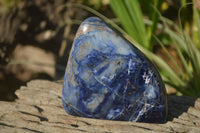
(62, 17, 168, 123)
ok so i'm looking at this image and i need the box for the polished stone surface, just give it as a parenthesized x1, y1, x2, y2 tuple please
(62, 17, 167, 123)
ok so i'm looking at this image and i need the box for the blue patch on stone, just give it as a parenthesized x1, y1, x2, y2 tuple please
(62, 17, 168, 123)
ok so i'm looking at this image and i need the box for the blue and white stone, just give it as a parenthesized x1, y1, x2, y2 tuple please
(62, 17, 168, 123)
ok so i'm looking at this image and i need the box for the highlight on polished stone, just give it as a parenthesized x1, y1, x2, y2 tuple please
(62, 17, 168, 123)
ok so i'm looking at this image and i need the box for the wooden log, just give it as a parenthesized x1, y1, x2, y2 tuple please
(0, 80, 200, 133)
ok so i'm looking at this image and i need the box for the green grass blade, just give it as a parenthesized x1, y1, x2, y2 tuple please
(110, 0, 149, 49)
(123, 37, 186, 89)
(110, 0, 138, 40)
(156, 14, 192, 78)
(147, 0, 163, 50)
(65, 3, 191, 96)
(164, 28, 191, 78)
(153, 35, 185, 78)
(193, 8, 200, 46)
(124, 0, 148, 48)
(146, 49, 185, 88)
(178, 2, 200, 94)
(144, 18, 192, 79)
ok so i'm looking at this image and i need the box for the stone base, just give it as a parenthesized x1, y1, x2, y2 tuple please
(0, 80, 200, 132)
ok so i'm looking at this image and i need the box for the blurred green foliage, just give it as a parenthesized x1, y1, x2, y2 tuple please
(0, 0, 22, 8)
(2, 0, 200, 97)
(110, 0, 163, 51)
(79, 0, 109, 9)
(109, 0, 200, 97)
(0, 0, 22, 16)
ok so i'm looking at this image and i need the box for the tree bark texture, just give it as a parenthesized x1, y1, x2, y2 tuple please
(0, 80, 200, 133)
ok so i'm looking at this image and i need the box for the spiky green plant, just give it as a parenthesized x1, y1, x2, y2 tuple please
(110, 0, 163, 51)
(110, 0, 200, 97)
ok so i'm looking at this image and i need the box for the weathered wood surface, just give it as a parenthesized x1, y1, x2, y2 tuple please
(0, 80, 200, 133)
